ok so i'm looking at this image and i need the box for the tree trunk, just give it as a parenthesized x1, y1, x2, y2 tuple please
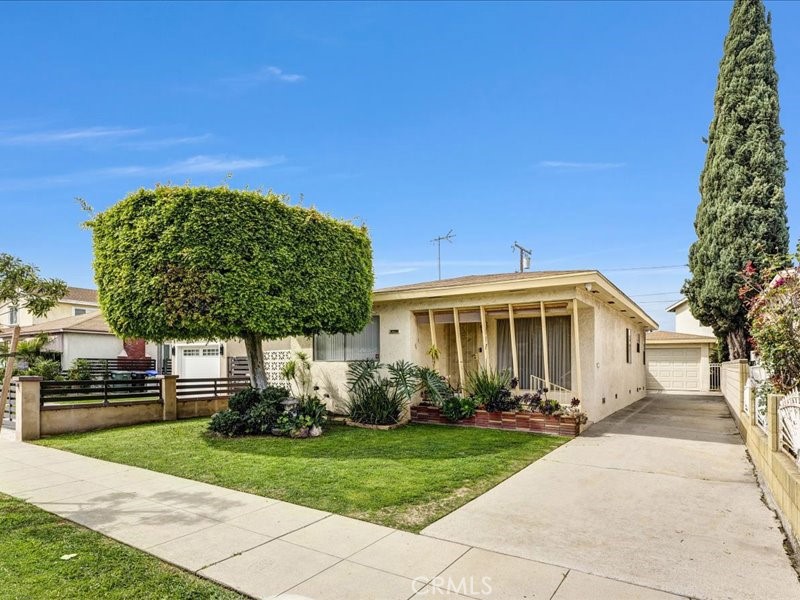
(243, 332, 268, 389)
(727, 327, 748, 360)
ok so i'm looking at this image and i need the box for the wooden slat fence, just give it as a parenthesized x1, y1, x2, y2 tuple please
(40, 378, 162, 406)
(78, 358, 157, 378)
(227, 356, 250, 378)
(176, 377, 250, 401)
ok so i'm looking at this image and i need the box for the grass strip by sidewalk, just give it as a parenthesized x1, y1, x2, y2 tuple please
(0, 494, 244, 600)
(37, 420, 567, 531)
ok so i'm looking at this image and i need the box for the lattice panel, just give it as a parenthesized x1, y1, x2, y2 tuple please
(264, 350, 293, 386)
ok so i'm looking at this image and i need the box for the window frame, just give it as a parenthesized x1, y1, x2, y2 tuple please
(8, 306, 18, 325)
(73, 307, 88, 316)
(313, 316, 380, 362)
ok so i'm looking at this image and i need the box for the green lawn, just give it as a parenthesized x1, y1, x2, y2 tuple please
(37, 420, 566, 531)
(0, 494, 243, 600)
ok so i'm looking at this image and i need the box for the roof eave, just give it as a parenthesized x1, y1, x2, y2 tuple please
(373, 271, 659, 329)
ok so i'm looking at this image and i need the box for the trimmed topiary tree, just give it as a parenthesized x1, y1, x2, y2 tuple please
(89, 186, 373, 388)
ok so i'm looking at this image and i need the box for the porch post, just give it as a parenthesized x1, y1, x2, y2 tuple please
(427, 309, 437, 367)
(507, 304, 519, 380)
(479, 305, 489, 368)
(453, 308, 465, 387)
(539, 301, 551, 390)
(571, 300, 582, 400)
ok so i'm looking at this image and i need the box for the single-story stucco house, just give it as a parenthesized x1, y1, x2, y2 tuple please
(645, 297, 717, 394)
(179, 270, 658, 425)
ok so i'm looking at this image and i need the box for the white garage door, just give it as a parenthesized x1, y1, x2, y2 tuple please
(179, 346, 221, 379)
(647, 348, 701, 391)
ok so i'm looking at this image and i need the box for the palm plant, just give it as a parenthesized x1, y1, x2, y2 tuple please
(345, 360, 420, 425)
(415, 366, 454, 407)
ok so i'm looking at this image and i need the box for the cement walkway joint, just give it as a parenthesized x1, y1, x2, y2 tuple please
(0, 429, 684, 600)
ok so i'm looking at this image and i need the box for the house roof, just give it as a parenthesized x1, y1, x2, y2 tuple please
(665, 297, 688, 312)
(375, 270, 589, 293)
(374, 270, 659, 329)
(62, 286, 99, 304)
(0, 312, 112, 337)
(646, 330, 716, 344)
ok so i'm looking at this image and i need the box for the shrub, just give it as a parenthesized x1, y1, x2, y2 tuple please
(743, 262, 800, 393)
(345, 360, 419, 425)
(465, 367, 512, 410)
(210, 385, 290, 436)
(299, 396, 327, 428)
(441, 395, 478, 422)
(208, 410, 246, 437)
(346, 380, 406, 425)
(244, 398, 283, 434)
(26, 358, 62, 381)
(228, 388, 263, 413)
(67, 358, 93, 381)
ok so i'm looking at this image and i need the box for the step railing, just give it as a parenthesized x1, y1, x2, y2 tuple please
(529, 375, 574, 404)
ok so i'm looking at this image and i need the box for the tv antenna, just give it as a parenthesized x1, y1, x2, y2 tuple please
(512, 241, 532, 273)
(431, 230, 455, 280)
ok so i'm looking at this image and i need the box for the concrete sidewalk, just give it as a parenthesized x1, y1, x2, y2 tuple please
(423, 395, 800, 600)
(0, 433, 684, 600)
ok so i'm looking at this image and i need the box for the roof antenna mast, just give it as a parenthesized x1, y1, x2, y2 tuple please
(431, 230, 455, 280)
(512, 241, 532, 273)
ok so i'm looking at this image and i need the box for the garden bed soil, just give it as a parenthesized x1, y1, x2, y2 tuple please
(410, 404, 580, 437)
(345, 419, 405, 431)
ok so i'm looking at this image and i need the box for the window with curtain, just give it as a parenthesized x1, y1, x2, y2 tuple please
(497, 316, 572, 389)
(314, 316, 380, 361)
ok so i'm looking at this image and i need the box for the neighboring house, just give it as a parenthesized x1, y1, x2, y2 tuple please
(0, 286, 100, 328)
(211, 270, 658, 424)
(666, 297, 715, 337)
(0, 286, 157, 371)
(645, 297, 717, 394)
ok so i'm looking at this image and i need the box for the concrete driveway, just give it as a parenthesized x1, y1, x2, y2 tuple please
(422, 395, 800, 600)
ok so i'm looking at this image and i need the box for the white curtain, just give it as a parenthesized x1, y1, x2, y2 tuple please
(496, 316, 571, 389)
(314, 316, 379, 361)
(347, 316, 380, 360)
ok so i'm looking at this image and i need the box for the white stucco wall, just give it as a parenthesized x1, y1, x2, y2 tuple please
(61, 333, 124, 369)
(0, 300, 99, 327)
(673, 303, 715, 337)
(581, 292, 649, 422)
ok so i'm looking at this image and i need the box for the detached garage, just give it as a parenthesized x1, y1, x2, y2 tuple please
(646, 331, 716, 394)
(174, 343, 225, 379)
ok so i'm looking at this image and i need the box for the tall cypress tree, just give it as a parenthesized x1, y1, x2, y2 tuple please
(683, 0, 788, 359)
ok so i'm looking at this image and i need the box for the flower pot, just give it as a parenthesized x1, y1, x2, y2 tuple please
(309, 425, 322, 437)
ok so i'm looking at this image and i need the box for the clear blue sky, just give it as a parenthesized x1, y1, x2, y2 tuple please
(1, 1, 798, 329)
